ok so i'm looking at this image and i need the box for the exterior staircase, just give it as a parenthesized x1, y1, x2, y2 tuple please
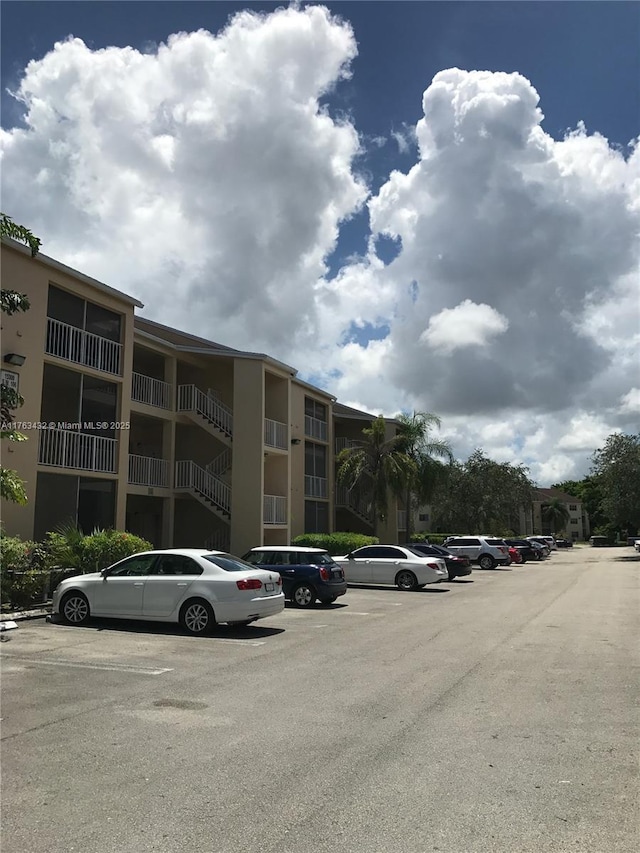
(175, 460, 231, 522)
(335, 486, 374, 525)
(177, 385, 233, 445)
(206, 448, 232, 479)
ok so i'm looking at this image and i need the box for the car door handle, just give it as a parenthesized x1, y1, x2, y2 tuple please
(176, 582, 188, 587)
(133, 582, 144, 587)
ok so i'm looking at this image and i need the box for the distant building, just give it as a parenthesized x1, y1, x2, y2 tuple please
(531, 488, 589, 540)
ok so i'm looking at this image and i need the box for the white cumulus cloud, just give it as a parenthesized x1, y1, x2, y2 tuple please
(420, 299, 509, 353)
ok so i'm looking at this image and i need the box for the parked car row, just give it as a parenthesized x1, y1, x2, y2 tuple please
(51, 534, 559, 636)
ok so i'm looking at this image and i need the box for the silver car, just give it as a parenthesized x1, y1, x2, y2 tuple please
(334, 545, 447, 590)
(52, 549, 285, 635)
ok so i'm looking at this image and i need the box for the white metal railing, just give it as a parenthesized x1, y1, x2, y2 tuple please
(335, 486, 374, 522)
(177, 385, 233, 437)
(175, 460, 231, 515)
(305, 415, 327, 441)
(397, 510, 407, 530)
(264, 418, 288, 450)
(131, 372, 171, 410)
(46, 317, 122, 375)
(335, 437, 359, 453)
(128, 454, 170, 488)
(264, 494, 287, 525)
(39, 427, 117, 473)
(204, 530, 230, 552)
(305, 475, 328, 498)
(206, 448, 232, 477)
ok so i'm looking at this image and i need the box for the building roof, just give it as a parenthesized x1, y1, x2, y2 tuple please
(2, 238, 144, 308)
(534, 488, 581, 503)
(333, 402, 400, 425)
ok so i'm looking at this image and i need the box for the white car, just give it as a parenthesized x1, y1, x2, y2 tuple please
(334, 545, 447, 590)
(634, 539, 640, 553)
(51, 549, 285, 635)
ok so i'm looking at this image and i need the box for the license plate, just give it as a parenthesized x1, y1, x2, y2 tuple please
(265, 582, 275, 592)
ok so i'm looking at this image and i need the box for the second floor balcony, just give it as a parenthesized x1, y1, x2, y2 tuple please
(305, 475, 328, 498)
(131, 372, 172, 410)
(39, 427, 117, 473)
(305, 415, 327, 441)
(46, 317, 122, 376)
(264, 418, 287, 450)
(264, 494, 287, 525)
(128, 454, 170, 488)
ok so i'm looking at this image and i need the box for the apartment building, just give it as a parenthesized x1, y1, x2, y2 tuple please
(1, 239, 399, 552)
(532, 488, 589, 541)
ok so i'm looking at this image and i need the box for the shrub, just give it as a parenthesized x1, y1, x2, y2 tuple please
(292, 532, 379, 555)
(78, 529, 153, 572)
(0, 533, 48, 608)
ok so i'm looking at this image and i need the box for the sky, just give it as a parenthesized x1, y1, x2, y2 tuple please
(1, 1, 639, 486)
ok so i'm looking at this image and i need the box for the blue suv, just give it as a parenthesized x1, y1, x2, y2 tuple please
(242, 547, 348, 608)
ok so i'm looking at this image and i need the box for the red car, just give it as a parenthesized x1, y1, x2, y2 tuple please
(508, 546, 523, 564)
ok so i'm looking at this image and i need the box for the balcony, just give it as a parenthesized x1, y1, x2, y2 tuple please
(264, 494, 287, 525)
(46, 317, 122, 376)
(39, 427, 117, 473)
(305, 475, 328, 498)
(397, 510, 407, 530)
(128, 454, 170, 488)
(264, 418, 287, 450)
(335, 437, 359, 454)
(305, 415, 327, 442)
(131, 373, 172, 410)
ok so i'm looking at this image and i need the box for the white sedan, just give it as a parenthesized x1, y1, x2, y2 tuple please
(51, 549, 285, 635)
(334, 545, 448, 590)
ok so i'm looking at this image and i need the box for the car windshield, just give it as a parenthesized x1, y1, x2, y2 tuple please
(202, 553, 259, 572)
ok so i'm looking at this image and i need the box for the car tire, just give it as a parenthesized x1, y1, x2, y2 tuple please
(180, 599, 215, 635)
(60, 591, 90, 626)
(292, 584, 316, 608)
(395, 569, 419, 591)
(479, 554, 496, 570)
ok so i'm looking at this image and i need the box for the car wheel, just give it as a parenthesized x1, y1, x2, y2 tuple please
(292, 584, 316, 608)
(60, 591, 90, 625)
(180, 599, 215, 635)
(395, 570, 419, 591)
(479, 554, 496, 570)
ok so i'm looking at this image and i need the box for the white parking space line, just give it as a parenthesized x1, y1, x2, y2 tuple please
(211, 638, 265, 646)
(0, 655, 173, 676)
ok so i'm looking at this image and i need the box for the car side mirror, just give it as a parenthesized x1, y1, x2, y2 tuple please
(100, 568, 109, 578)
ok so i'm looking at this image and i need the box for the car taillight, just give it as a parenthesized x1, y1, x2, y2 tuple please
(427, 562, 441, 570)
(236, 578, 263, 590)
(319, 567, 330, 581)
(276, 575, 282, 586)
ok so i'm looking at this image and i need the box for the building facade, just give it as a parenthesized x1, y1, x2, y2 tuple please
(1, 239, 401, 551)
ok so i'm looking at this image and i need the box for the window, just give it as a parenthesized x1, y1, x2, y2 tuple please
(304, 500, 329, 533)
(202, 553, 259, 572)
(451, 538, 479, 546)
(418, 513, 429, 522)
(571, 519, 578, 525)
(354, 546, 403, 558)
(109, 555, 157, 576)
(569, 504, 577, 511)
(154, 555, 203, 576)
(304, 398, 327, 421)
(305, 442, 327, 477)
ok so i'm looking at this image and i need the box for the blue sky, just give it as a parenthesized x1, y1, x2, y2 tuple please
(1, 2, 638, 483)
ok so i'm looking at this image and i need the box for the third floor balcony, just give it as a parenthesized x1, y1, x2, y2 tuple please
(46, 317, 122, 376)
(131, 372, 172, 410)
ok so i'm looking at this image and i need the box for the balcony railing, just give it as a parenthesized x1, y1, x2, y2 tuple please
(264, 418, 287, 450)
(335, 437, 359, 454)
(335, 486, 374, 523)
(46, 317, 122, 375)
(177, 385, 233, 437)
(39, 427, 117, 473)
(128, 454, 170, 488)
(305, 415, 327, 442)
(305, 475, 328, 498)
(131, 372, 172, 410)
(264, 494, 287, 525)
(397, 510, 407, 530)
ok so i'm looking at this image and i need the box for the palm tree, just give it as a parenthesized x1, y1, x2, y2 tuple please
(337, 416, 415, 538)
(396, 412, 453, 539)
(541, 498, 570, 534)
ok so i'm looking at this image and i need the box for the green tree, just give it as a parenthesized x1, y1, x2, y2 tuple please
(541, 497, 570, 534)
(337, 416, 415, 537)
(0, 214, 39, 504)
(432, 449, 535, 535)
(396, 411, 452, 539)
(590, 433, 640, 534)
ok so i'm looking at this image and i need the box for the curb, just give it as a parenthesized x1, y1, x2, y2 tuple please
(0, 606, 52, 624)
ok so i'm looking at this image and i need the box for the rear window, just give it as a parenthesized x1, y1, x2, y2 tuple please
(203, 553, 257, 572)
(298, 552, 334, 565)
(486, 539, 507, 546)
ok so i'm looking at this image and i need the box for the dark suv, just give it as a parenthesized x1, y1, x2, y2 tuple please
(242, 547, 347, 608)
(403, 543, 472, 579)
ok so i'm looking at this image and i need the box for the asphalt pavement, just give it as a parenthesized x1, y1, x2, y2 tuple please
(1, 546, 638, 853)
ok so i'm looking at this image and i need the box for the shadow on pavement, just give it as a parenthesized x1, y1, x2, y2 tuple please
(47, 615, 285, 639)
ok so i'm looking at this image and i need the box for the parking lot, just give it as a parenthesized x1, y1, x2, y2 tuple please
(2, 547, 638, 853)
